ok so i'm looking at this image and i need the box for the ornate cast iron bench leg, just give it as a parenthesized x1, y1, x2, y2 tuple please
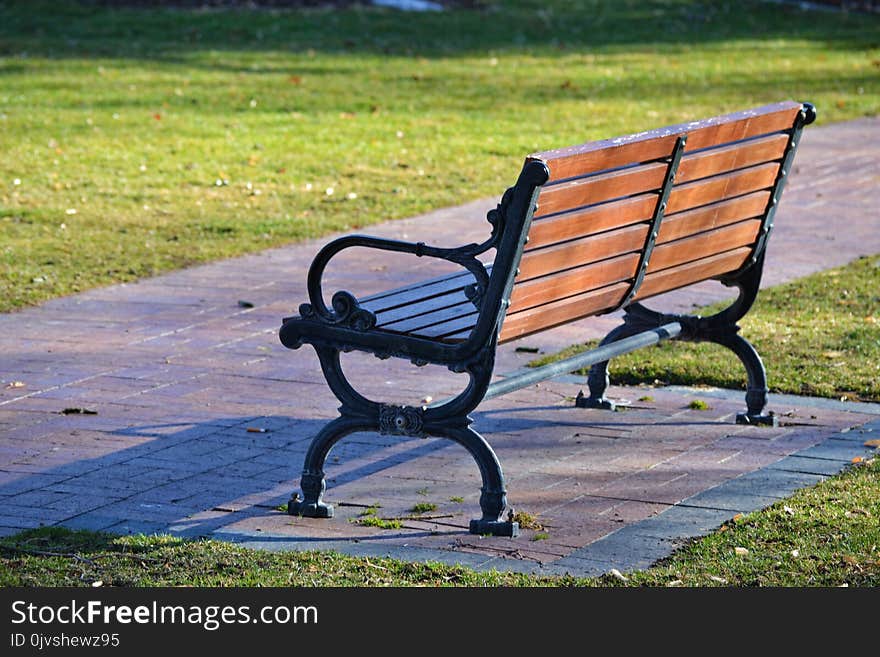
(578, 258, 778, 427)
(288, 344, 520, 537)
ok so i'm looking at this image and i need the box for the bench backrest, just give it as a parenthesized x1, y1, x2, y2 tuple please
(497, 100, 813, 343)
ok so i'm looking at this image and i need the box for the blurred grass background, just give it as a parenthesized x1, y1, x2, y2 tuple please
(1, 0, 877, 311)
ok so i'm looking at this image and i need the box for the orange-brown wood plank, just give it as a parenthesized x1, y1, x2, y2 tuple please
(509, 253, 639, 314)
(518, 223, 649, 281)
(666, 162, 779, 214)
(526, 194, 657, 252)
(684, 104, 798, 151)
(675, 133, 789, 184)
(656, 191, 770, 245)
(533, 161, 667, 218)
(529, 101, 800, 183)
(648, 219, 762, 272)
(499, 283, 630, 343)
(633, 247, 753, 301)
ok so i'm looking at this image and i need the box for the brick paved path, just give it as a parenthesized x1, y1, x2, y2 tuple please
(1, 117, 878, 576)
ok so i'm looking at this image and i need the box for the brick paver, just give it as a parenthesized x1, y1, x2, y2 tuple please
(0, 117, 878, 576)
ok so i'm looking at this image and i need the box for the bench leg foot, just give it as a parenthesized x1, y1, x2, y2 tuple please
(437, 425, 518, 537)
(287, 415, 371, 521)
(578, 323, 639, 411)
(736, 411, 778, 427)
(707, 333, 777, 427)
(288, 473, 334, 519)
(470, 487, 519, 537)
(574, 390, 616, 411)
(470, 517, 520, 537)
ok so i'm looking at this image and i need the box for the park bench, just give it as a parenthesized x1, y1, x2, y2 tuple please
(279, 100, 816, 537)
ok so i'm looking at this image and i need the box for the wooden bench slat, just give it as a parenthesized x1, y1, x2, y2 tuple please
(360, 270, 477, 313)
(533, 161, 668, 218)
(534, 131, 788, 222)
(525, 188, 769, 273)
(656, 191, 770, 245)
(666, 162, 779, 214)
(684, 105, 798, 151)
(526, 194, 657, 252)
(378, 300, 477, 334)
(406, 311, 480, 340)
(373, 289, 472, 326)
(648, 219, 762, 272)
(633, 247, 753, 301)
(675, 133, 789, 184)
(518, 223, 648, 281)
(530, 101, 800, 183)
(499, 282, 631, 343)
(508, 253, 639, 314)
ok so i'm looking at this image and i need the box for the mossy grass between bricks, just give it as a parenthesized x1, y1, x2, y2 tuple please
(1, 0, 878, 312)
(1, 457, 877, 586)
(529, 255, 880, 403)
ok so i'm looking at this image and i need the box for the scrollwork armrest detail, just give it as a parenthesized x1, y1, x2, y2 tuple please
(298, 290, 376, 331)
(303, 233, 495, 324)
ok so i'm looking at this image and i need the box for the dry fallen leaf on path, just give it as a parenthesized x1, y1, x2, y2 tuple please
(246, 427, 268, 433)
(851, 456, 863, 463)
(5, 381, 25, 388)
(864, 439, 880, 448)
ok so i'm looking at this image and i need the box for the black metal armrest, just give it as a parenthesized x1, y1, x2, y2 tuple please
(301, 234, 493, 325)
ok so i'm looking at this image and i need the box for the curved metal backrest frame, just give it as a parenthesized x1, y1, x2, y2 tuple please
(471, 160, 550, 348)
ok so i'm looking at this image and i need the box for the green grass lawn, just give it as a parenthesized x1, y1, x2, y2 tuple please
(1, 0, 878, 311)
(2, 456, 877, 586)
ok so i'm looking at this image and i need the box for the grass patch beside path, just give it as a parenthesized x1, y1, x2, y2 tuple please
(1, 458, 877, 586)
(1, 0, 878, 311)
(626, 457, 880, 587)
(529, 255, 880, 403)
